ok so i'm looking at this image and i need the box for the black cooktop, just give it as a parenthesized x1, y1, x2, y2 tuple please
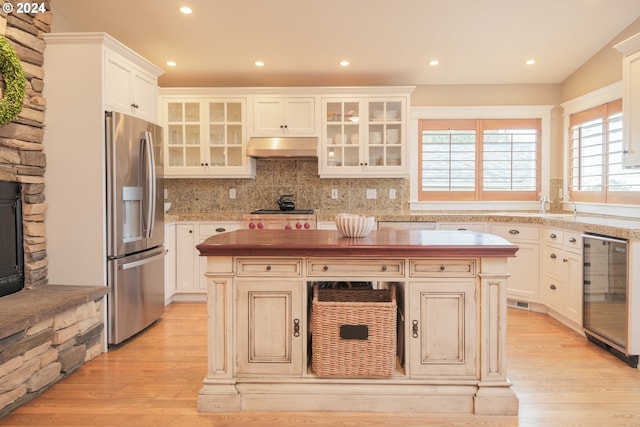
(250, 209, 315, 214)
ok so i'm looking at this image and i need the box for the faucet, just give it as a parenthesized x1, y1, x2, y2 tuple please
(539, 195, 548, 215)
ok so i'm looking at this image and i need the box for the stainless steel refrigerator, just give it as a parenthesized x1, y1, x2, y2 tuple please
(105, 111, 165, 345)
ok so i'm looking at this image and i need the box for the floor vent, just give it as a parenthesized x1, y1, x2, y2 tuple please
(507, 299, 531, 311)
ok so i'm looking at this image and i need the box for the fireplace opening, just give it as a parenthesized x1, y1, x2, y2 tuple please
(0, 181, 24, 297)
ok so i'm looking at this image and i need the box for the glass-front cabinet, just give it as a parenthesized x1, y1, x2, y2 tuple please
(162, 97, 255, 178)
(320, 97, 407, 177)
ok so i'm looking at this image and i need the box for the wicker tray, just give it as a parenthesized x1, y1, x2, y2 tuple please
(311, 284, 397, 378)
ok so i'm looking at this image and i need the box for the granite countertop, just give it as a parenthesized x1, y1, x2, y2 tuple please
(196, 229, 519, 257)
(165, 211, 640, 240)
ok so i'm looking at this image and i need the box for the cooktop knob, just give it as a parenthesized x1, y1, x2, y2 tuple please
(257, 222, 264, 229)
(285, 224, 292, 230)
(295, 222, 302, 229)
(304, 222, 311, 229)
(248, 222, 255, 229)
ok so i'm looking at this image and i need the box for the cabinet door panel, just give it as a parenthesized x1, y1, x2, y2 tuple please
(506, 242, 540, 300)
(409, 280, 477, 378)
(237, 281, 304, 376)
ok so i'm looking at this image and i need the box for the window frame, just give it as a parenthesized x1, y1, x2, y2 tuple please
(409, 106, 553, 211)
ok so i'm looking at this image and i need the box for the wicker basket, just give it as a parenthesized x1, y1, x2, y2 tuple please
(311, 284, 397, 378)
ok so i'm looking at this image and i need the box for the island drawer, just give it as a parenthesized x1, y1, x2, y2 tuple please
(236, 258, 302, 277)
(409, 259, 477, 277)
(306, 258, 405, 278)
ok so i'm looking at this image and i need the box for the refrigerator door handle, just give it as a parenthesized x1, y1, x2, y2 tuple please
(141, 130, 156, 239)
(120, 250, 165, 271)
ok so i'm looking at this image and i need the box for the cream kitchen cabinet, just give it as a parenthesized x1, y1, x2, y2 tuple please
(542, 228, 583, 326)
(159, 91, 255, 178)
(320, 97, 408, 178)
(490, 224, 541, 303)
(164, 223, 176, 304)
(614, 32, 640, 168)
(236, 275, 305, 376)
(252, 97, 316, 136)
(104, 48, 161, 123)
(174, 222, 242, 300)
(408, 278, 477, 378)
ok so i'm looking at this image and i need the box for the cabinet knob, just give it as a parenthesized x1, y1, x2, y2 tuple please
(323, 265, 329, 271)
(550, 253, 557, 259)
(215, 228, 226, 233)
(130, 103, 139, 109)
(381, 265, 387, 271)
(440, 265, 446, 271)
(508, 229, 520, 235)
(412, 320, 419, 338)
(569, 237, 577, 243)
(266, 265, 272, 271)
(549, 284, 557, 290)
(550, 233, 557, 239)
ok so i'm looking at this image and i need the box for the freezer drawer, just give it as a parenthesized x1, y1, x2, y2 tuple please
(108, 247, 165, 345)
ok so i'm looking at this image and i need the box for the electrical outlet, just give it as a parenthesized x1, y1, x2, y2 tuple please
(229, 188, 236, 199)
(331, 189, 338, 199)
(366, 189, 377, 199)
(389, 189, 396, 199)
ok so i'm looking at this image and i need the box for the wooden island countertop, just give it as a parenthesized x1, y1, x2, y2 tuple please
(196, 229, 519, 258)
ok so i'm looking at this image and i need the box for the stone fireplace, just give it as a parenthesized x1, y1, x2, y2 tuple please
(0, 8, 48, 293)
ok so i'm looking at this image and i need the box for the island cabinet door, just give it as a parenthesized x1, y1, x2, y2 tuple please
(407, 280, 478, 378)
(236, 281, 305, 376)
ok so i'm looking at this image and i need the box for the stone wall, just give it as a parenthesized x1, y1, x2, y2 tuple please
(0, 3, 50, 289)
(0, 294, 104, 417)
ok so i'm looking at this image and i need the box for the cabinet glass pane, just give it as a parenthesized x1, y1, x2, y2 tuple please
(344, 146, 360, 166)
(210, 125, 224, 145)
(369, 146, 384, 166)
(386, 124, 401, 145)
(227, 102, 242, 122)
(167, 103, 183, 122)
(209, 103, 225, 122)
(228, 124, 242, 145)
(228, 146, 243, 166)
(185, 147, 200, 166)
(210, 147, 226, 166)
(168, 125, 183, 145)
(185, 125, 200, 145)
(185, 103, 200, 122)
(387, 145, 402, 166)
(168, 147, 183, 166)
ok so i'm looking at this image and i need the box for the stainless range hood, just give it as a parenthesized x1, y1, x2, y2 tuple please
(246, 137, 318, 158)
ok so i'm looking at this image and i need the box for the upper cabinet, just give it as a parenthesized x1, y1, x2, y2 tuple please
(615, 32, 640, 168)
(320, 91, 410, 178)
(158, 87, 413, 178)
(104, 49, 161, 123)
(44, 33, 164, 124)
(252, 97, 316, 136)
(159, 89, 256, 178)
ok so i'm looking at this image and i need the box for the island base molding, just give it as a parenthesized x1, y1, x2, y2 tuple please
(197, 381, 518, 415)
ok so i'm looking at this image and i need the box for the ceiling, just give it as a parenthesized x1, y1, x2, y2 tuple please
(49, 0, 640, 88)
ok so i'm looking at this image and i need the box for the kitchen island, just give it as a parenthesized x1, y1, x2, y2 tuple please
(196, 229, 519, 415)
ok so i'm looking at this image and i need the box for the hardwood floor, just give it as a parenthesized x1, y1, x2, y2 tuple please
(2, 303, 640, 427)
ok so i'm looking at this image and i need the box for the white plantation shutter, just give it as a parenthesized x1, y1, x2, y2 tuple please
(569, 99, 640, 204)
(419, 119, 540, 201)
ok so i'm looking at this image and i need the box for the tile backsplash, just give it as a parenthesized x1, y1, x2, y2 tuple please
(164, 159, 409, 214)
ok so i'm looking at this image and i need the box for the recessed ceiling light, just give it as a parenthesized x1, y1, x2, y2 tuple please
(339, 60, 350, 67)
(428, 59, 439, 66)
(166, 61, 177, 67)
(180, 6, 192, 14)
(255, 61, 265, 67)
(524, 58, 536, 65)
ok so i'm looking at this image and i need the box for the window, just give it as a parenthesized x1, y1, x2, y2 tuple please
(418, 118, 541, 201)
(569, 99, 640, 204)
